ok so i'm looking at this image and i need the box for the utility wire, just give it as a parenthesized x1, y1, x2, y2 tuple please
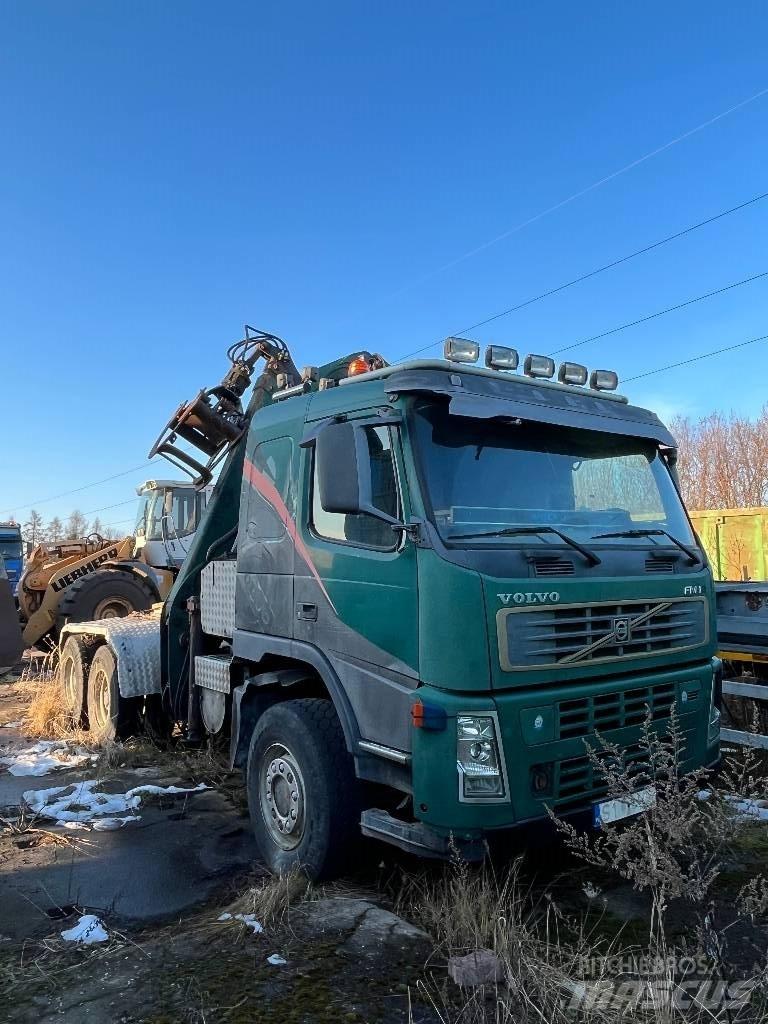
(384, 85, 768, 297)
(80, 498, 137, 517)
(4, 462, 154, 517)
(549, 270, 768, 356)
(623, 331, 768, 383)
(397, 189, 768, 361)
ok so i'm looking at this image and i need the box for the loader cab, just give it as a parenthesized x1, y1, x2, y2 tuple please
(134, 480, 211, 569)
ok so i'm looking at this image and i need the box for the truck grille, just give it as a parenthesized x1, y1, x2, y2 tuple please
(557, 681, 677, 740)
(499, 597, 708, 671)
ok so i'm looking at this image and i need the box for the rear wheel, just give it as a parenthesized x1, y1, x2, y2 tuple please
(246, 698, 360, 880)
(86, 645, 138, 742)
(59, 635, 98, 726)
(57, 570, 156, 632)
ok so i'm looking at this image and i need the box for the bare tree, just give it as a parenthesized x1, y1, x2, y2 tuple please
(671, 405, 768, 510)
(46, 516, 63, 544)
(22, 509, 45, 548)
(64, 509, 88, 540)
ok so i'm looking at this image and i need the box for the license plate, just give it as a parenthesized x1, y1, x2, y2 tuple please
(593, 785, 656, 827)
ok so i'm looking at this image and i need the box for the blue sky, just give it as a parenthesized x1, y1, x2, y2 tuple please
(2, 1, 767, 529)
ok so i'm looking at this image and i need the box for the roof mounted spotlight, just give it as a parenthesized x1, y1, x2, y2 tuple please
(523, 354, 555, 379)
(558, 361, 588, 386)
(444, 337, 480, 364)
(485, 345, 519, 371)
(590, 369, 619, 391)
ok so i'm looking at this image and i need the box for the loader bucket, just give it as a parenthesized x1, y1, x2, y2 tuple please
(0, 573, 23, 676)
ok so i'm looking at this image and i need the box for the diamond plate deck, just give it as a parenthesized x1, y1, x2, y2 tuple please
(61, 614, 161, 698)
(195, 654, 231, 693)
(201, 560, 236, 638)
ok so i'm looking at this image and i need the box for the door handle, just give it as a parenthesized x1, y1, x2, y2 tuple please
(296, 602, 318, 621)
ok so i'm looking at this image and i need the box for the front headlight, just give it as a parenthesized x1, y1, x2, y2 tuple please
(457, 715, 506, 799)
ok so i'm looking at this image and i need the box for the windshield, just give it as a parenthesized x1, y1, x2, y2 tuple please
(412, 403, 695, 546)
(0, 540, 22, 561)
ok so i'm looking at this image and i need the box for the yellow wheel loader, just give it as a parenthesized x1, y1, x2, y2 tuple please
(17, 479, 211, 649)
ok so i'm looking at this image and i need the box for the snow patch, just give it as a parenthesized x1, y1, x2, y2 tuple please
(61, 914, 109, 944)
(0, 740, 95, 777)
(23, 780, 208, 827)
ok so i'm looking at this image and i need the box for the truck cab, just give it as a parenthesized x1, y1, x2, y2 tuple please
(0, 522, 23, 598)
(185, 343, 719, 875)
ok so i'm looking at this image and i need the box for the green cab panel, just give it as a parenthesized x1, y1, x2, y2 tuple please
(417, 548, 490, 691)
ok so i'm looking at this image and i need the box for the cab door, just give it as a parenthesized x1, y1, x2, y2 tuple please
(294, 421, 419, 752)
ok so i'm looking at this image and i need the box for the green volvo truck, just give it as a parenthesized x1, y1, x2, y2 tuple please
(59, 328, 720, 878)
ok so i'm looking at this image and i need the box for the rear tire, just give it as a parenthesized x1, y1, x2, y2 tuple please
(246, 698, 360, 880)
(86, 645, 138, 743)
(59, 635, 99, 727)
(57, 570, 156, 632)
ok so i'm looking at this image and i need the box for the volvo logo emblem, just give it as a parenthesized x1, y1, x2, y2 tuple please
(612, 616, 631, 643)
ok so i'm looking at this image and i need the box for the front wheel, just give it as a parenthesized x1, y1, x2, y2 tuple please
(246, 698, 360, 880)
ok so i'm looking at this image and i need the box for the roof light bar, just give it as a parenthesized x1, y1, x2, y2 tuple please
(558, 361, 588, 386)
(523, 354, 555, 379)
(485, 345, 519, 371)
(444, 337, 480, 364)
(590, 369, 619, 391)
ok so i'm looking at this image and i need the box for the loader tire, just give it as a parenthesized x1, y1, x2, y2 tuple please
(59, 635, 99, 727)
(86, 645, 138, 743)
(57, 570, 156, 631)
(246, 698, 360, 881)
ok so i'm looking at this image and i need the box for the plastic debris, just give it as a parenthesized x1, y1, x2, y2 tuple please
(267, 953, 287, 965)
(61, 914, 109, 944)
(217, 912, 264, 934)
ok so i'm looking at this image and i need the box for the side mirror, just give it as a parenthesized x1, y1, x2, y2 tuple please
(315, 421, 369, 514)
(315, 421, 403, 527)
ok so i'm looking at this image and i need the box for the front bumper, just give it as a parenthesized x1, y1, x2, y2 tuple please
(411, 660, 718, 838)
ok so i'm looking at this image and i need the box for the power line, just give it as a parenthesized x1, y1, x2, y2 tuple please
(4, 462, 154, 517)
(397, 189, 768, 361)
(549, 270, 768, 356)
(383, 85, 768, 298)
(79, 498, 137, 518)
(623, 331, 768, 383)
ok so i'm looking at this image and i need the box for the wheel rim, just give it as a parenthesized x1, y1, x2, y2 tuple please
(93, 596, 134, 619)
(91, 667, 111, 729)
(260, 743, 306, 851)
(61, 656, 79, 714)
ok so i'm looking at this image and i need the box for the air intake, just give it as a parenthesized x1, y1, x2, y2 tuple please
(533, 557, 575, 577)
(645, 557, 676, 574)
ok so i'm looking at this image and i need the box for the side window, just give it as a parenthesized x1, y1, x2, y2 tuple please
(312, 425, 401, 550)
(249, 437, 296, 539)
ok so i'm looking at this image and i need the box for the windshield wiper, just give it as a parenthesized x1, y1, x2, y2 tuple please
(591, 528, 702, 566)
(448, 525, 601, 566)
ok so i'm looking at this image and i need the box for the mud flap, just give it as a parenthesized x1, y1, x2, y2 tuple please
(0, 576, 23, 675)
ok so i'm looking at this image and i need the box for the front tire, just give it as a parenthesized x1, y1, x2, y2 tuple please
(57, 570, 156, 633)
(246, 698, 360, 880)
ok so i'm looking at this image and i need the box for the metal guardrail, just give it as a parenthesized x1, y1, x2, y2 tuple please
(721, 679, 768, 749)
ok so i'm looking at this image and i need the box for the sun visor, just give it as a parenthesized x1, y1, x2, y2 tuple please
(384, 368, 677, 448)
